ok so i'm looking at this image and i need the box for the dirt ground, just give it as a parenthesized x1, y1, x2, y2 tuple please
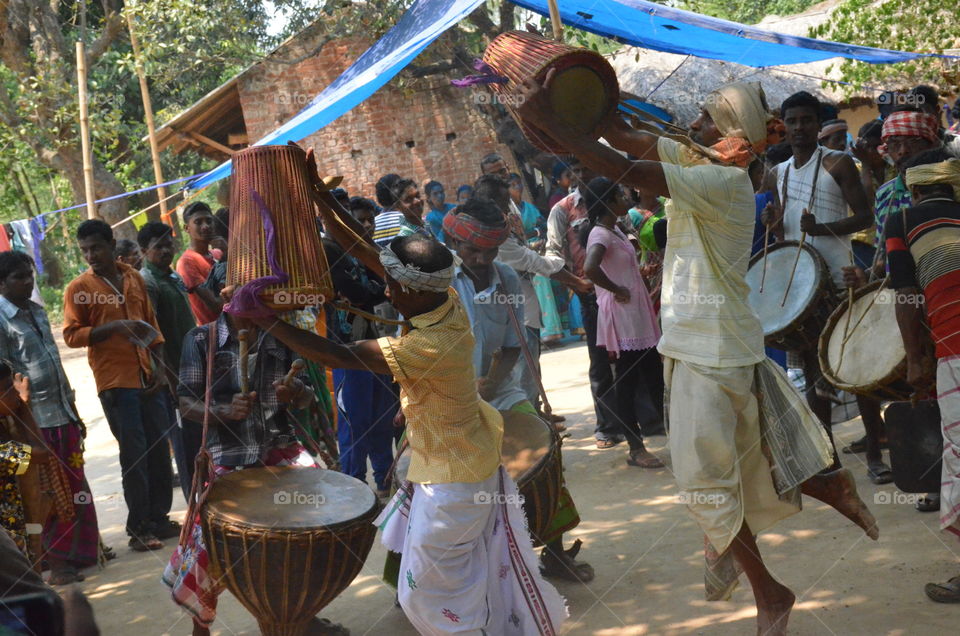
(50, 334, 958, 636)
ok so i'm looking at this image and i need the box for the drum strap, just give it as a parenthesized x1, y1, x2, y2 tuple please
(781, 147, 823, 216)
(505, 299, 553, 417)
(178, 321, 219, 548)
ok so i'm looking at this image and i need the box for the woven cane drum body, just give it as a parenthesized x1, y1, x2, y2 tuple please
(228, 145, 334, 310)
(483, 31, 619, 153)
(202, 467, 378, 636)
(819, 281, 912, 401)
(745, 241, 838, 351)
(393, 410, 561, 546)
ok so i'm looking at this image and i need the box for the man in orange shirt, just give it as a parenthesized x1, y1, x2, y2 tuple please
(63, 220, 177, 552)
(176, 202, 222, 325)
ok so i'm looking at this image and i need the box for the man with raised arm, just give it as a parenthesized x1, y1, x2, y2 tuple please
(513, 76, 877, 635)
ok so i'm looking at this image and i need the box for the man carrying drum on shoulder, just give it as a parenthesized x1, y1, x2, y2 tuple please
(161, 310, 348, 636)
(513, 76, 878, 636)
(761, 91, 891, 485)
(243, 165, 567, 635)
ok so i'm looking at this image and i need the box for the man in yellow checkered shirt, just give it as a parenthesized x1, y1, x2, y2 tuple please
(251, 200, 566, 634)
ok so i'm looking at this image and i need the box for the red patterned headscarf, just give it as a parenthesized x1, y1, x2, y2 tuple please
(880, 111, 940, 152)
(443, 212, 511, 248)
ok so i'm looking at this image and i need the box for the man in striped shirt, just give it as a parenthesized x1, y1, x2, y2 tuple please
(887, 149, 960, 603)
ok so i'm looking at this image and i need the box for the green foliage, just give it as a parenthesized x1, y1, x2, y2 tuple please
(678, 0, 820, 25)
(812, 0, 960, 93)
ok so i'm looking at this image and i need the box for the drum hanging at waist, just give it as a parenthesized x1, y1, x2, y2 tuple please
(392, 409, 562, 546)
(745, 240, 838, 352)
(818, 280, 913, 402)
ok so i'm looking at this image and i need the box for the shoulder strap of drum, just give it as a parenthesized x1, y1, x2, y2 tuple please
(178, 321, 218, 548)
(780, 148, 823, 215)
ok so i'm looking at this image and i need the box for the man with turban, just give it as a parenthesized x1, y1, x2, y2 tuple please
(886, 150, 960, 603)
(444, 197, 594, 583)
(248, 180, 567, 635)
(515, 77, 877, 635)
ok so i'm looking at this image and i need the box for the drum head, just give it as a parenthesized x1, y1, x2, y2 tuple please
(394, 410, 553, 484)
(500, 410, 552, 481)
(550, 66, 609, 133)
(205, 467, 376, 530)
(824, 287, 905, 387)
(746, 243, 822, 337)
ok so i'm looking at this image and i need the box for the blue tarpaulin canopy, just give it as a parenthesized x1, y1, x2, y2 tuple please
(514, 0, 932, 66)
(190, 0, 940, 189)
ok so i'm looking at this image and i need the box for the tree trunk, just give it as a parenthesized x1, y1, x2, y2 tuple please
(38, 143, 134, 240)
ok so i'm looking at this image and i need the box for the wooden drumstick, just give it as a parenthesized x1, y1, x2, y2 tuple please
(759, 224, 771, 293)
(238, 329, 250, 394)
(836, 251, 857, 371)
(780, 229, 807, 307)
(282, 359, 306, 388)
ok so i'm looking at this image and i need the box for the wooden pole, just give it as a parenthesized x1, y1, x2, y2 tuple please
(75, 40, 97, 220)
(547, 0, 563, 40)
(126, 8, 170, 226)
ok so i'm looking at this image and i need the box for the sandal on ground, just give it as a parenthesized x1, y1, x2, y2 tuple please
(101, 545, 117, 561)
(128, 534, 163, 552)
(48, 566, 85, 585)
(596, 438, 620, 449)
(626, 450, 665, 469)
(539, 539, 595, 583)
(916, 494, 940, 512)
(925, 575, 960, 603)
(867, 462, 894, 485)
(842, 436, 889, 454)
(153, 519, 182, 540)
(305, 617, 350, 636)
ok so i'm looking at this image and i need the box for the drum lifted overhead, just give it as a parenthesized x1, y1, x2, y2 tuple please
(202, 467, 379, 636)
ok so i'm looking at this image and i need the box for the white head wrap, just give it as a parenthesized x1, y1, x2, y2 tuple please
(379, 243, 454, 293)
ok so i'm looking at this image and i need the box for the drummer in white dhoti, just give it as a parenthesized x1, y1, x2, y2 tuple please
(886, 151, 960, 602)
(761, 90, 893, 485)
(514, 76, 878, 635)
(252, 191, 566, 634)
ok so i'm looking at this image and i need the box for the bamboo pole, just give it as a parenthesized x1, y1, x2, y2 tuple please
(547, 0, 563, 40)
(126, 8, 170, 226)
(75, 40, 97, 220)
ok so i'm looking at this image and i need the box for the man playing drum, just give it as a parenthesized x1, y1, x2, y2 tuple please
(162, 311, 347, 636)
(886, 150, 960, 602)
(443, 197, 594, 582)
(763, 90, 892, 484)
(514, 77, 877, 635)
(250, 182, 566, 634)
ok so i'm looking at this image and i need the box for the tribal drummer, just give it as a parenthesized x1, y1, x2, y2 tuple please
(514, 77, 878, 635)
(247, 187, 567, 633)
(161, 310, 347, 636)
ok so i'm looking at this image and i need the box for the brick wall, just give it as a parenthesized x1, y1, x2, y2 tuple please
(238, 31, 514, 202)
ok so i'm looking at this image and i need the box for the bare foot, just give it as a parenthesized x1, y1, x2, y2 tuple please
(801, 468, 879, 540)
(756, 581, 795, 636)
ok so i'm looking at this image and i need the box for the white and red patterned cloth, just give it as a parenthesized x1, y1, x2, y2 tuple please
(161, 444, 316, 626)
(376, 466, 567, 635)
(936, 357, 960, 538)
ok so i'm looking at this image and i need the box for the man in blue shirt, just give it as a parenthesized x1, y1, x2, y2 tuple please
(423, 180, 456, 243)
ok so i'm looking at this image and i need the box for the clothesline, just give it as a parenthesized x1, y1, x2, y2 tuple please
(36, 171, 204, 220)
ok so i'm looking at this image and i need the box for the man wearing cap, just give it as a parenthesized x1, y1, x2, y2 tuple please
(248, 185, 567, 635)
(516, 76, 877, 635)
(886, 150, 960, 602)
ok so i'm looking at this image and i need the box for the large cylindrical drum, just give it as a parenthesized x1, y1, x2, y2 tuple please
(228, 144, 335, 310)
(483, 31, 619, 153)
(202, 467, 379, 636)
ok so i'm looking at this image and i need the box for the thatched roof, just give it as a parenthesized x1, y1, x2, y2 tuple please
(610, 0, 866, 125)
